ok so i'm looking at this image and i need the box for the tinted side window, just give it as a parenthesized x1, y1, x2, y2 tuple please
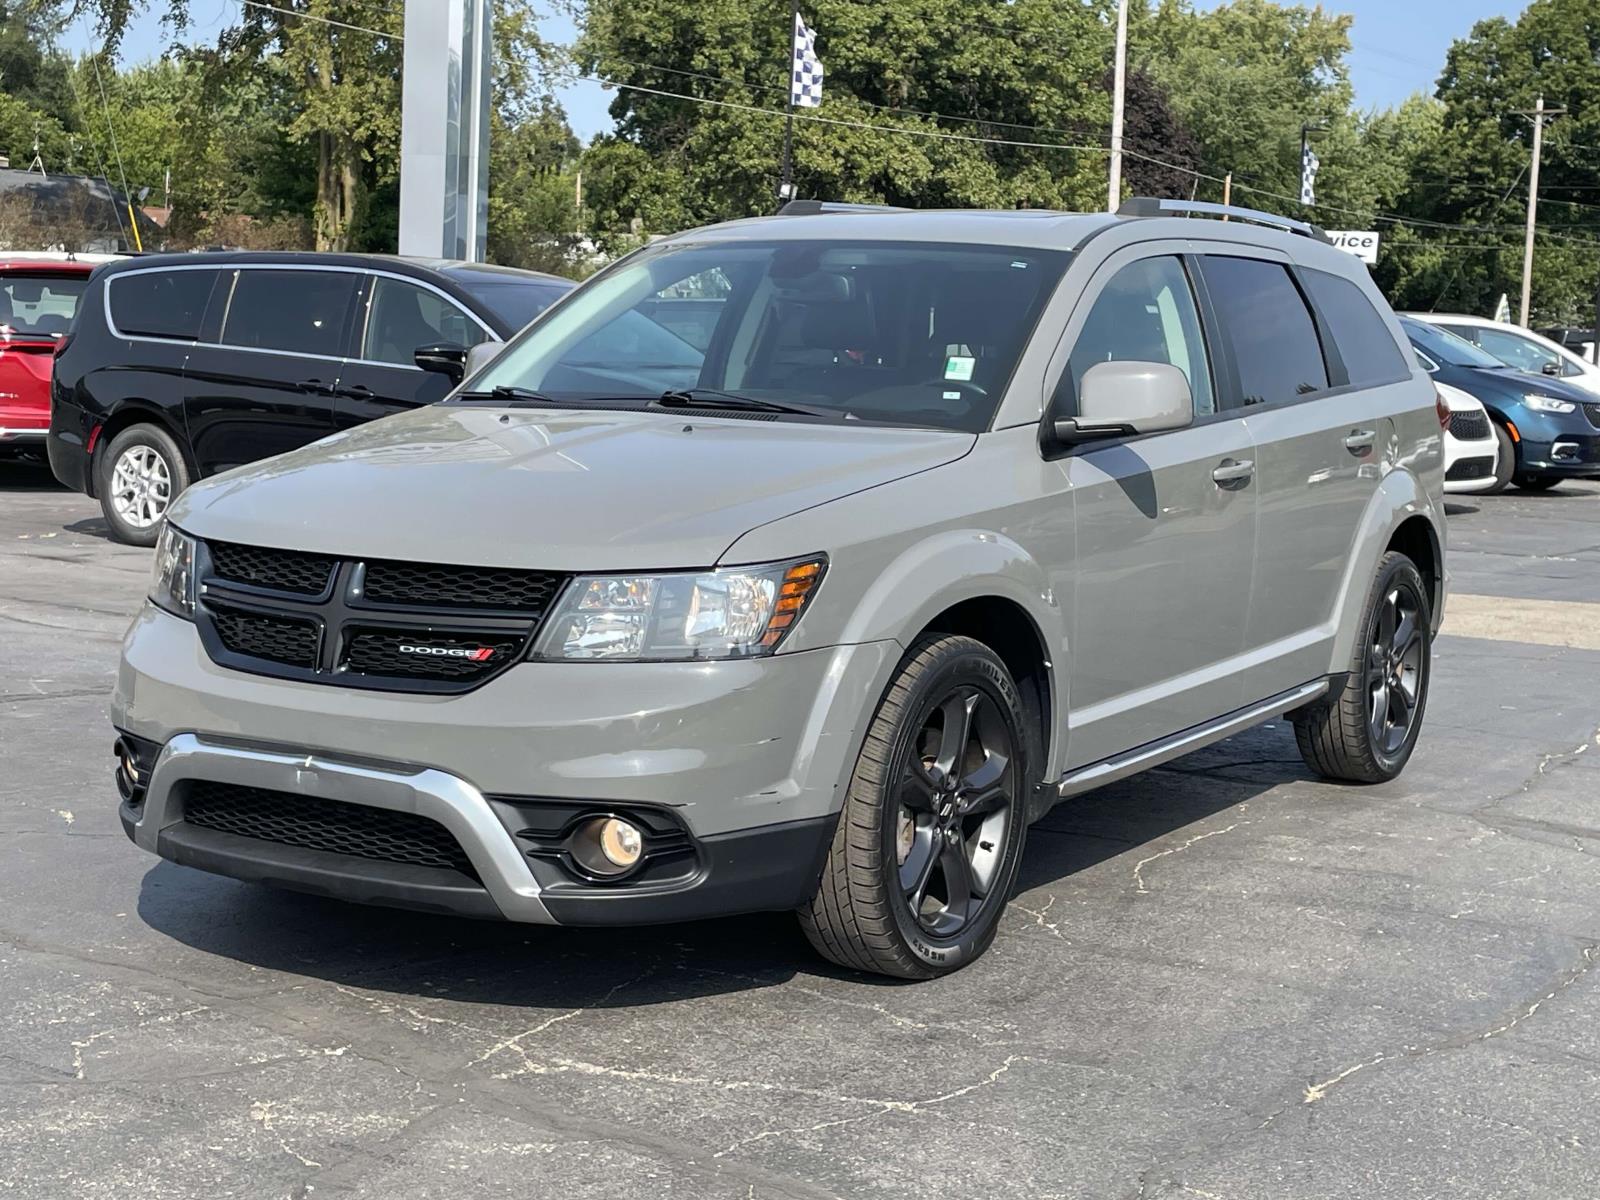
(1202, 257, 1328, 405)
(362, 277, 489, 365)
(221, 270, 356, 357)
(1061, 256, 1215, 415)
(1301, 269, 1409, 387)
(108, 270, 219, 340)
(1473, 327, 1561, 375)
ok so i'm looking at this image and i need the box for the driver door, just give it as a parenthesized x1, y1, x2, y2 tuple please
(1051, 252, 1258, 769)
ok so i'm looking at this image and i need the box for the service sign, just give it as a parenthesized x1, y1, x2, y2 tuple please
(1328, 230, 1381, 265)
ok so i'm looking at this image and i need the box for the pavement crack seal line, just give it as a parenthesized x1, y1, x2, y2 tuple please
(69, 1005, 212, 1080)
(1299, 942, 1600, 1107)
(710, 1055, 1025, 1159)
(1131, 818, 1247, 895)
(1012, 894, 1071, 942)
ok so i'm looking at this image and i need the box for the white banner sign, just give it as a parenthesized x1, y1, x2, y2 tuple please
(1328, 230, 1381, 265)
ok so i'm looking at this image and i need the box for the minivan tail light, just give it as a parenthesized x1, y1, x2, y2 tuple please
(52, 331, 73, 358)
(1434, 388, 1450, 429)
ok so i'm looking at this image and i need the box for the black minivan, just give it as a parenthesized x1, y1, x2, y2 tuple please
(49, 253, 573, 544)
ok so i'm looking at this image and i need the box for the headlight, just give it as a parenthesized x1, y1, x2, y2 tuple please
(1525, 394, 1577, 414)
(533, 557, 825, 661)
(149, 523, 198, 620)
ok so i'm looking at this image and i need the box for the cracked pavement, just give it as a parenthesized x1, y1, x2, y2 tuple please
(4, 463, 1600, 1198)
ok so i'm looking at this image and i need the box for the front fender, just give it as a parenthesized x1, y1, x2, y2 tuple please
(1328, 467, 1446, 667)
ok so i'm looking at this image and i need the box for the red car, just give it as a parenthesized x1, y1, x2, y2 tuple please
(0, 258, 94, 461)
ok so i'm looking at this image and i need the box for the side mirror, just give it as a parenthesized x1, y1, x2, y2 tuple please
(1541, 362, 1561, 377)
(1053, 360, 1194, 444)
(462, 340, 506, 382)
(414, 343, 469, 382)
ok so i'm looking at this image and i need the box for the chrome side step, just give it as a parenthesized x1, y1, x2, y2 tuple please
(1054, 679, 1329, 800)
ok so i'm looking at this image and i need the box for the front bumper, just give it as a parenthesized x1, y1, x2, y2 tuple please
(114, 606, 894, 924)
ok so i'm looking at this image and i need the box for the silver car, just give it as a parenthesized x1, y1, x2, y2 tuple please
(114, 199, 1446, 978)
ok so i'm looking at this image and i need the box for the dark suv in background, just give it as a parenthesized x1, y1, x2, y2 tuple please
(49, 253, 573, 544)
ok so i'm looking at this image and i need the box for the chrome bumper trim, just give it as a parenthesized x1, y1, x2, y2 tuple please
(136, 733, 553, 923)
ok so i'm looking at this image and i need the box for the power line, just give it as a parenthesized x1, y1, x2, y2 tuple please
(585, 58, 1112, 143)
(582, 71, 1600, 248)
(76, 15, 137, 243)
(45, 30, 128, 244)
(239, 0, 401, 40)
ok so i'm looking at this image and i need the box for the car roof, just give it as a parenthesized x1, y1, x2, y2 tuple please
(95, 250, 570, 286)
(669, 208, 1118, 251)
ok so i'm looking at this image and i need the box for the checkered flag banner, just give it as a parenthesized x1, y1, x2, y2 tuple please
(1300, 142, 1320, 206)
(791, 11, 823, 108)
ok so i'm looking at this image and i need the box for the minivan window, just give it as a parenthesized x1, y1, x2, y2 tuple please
(1203, 256, 1329, 405)
(1471, 326, 1565, 375)
(458, 280, 572, 331)
(1062, 255, 1214, 416)
(1301, 269, 1409, 387)
(469, 240, 1070, 433)
(108, 269, 218, 341)
(1400, 317, 1505, 370)
(0, 273, 87, 339)
(221, 269, 356, 358)
(362, 277, 490, 365)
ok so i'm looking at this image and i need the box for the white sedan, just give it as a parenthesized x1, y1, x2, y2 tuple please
(1439, 382, 1500, 494)
(1408, 312, 1600, 398)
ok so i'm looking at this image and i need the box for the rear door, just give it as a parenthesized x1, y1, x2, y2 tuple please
(182, 267, 357, 475)
(0, 269, 88, 441)
(333, 272, 495, 432)
(1054, 249, 1259, 769)
(1202, 256, 1408, 701)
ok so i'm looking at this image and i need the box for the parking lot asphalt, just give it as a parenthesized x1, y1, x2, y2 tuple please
(4, 460, 1600, 1200)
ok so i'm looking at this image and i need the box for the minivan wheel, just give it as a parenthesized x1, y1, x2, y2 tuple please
(800, 635, 1030, 979)
(1292, 551, 1431, 784)
(97, 424, 191, 547)
(1485, 423, 1515, 494)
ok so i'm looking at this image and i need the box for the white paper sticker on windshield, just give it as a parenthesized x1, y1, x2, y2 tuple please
(944, 355, 976, 382)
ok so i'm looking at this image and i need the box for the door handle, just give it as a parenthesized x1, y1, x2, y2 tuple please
(341, 385, 375, 400)
(1212, 457, 1255, 487)
(1343, 428, 1377, 453)
(299, 379, 335, 396)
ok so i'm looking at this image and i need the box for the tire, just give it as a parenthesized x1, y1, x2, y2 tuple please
(800, 635, 1032, 979)
(1293, 551, 1431, 784)
(96, 424, 191, 547)
(1513, 474, 1561, 492)
(1484, 422, 1515, 495)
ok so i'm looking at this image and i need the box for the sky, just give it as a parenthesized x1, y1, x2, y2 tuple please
(64, 0, 1529, 145)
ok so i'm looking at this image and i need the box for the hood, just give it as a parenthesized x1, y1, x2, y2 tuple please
(170, 405, 974, 570)
(1457, 365, 1594, 406)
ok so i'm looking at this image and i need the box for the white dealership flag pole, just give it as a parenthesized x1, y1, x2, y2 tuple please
(779, 6, 824, 203)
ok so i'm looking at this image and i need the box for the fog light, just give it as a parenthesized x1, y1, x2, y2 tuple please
(567, 815, 647, 878)
(120, 744, 140, 787)
(600, 818, 643, 868)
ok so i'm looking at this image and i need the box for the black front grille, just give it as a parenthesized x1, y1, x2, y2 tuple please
(1448, 410, 1491, 441)
(210, 603, 319, 667)
(342, 628, 528, 681)
(194, 541, 567, 694)
(363, 561, 562, 613)
(209, 541, 336, 595)
(1446, 457, 1492, 482)
(1584, 403, 1600, 431)
(184, 781, 477, 876)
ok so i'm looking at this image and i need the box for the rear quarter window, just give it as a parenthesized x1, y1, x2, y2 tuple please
(1201, 256, 1329, 405)
(108, 269, 220, 341)
(1301, 269, 1410, 388)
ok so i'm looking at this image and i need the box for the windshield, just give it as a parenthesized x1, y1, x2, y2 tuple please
(1, 273, 86, 340)
(467, 239, 1070, 432)
(1402, 318, 1504, 370)
(458, 280, 573, 332)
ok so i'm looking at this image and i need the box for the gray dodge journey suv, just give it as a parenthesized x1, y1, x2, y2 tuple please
(114, 199, 1446, 978)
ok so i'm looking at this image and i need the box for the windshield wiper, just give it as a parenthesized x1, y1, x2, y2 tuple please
(453, 385, 562, 405)
(655, 388, 839, 418)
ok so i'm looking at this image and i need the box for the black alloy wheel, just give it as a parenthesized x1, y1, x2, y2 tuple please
(1366, 579, 1426, 763)
(894, 687, 1016, 940)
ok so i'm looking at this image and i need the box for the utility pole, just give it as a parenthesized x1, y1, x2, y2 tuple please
(1517, 95, 1564, 328)
(1107, 0, 1129, 213)
(1222, 172, 1232, 217)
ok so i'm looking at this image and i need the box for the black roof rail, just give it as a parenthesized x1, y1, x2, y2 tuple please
(1117, 197, 1333, 243)
(779, 200, 911, 216)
